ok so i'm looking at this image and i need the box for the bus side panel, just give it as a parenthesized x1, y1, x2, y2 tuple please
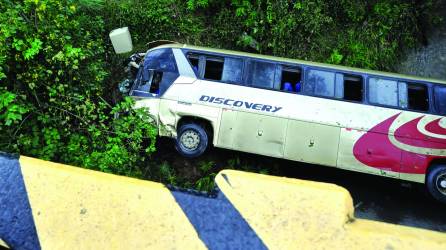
(284, 120, 340, 166)
(400, 152, 429, 183)
(217, 109, 237, 148)
(232, 111, 287, 158)
(337, 128, 400, 178)
(158, 99, 178, 137)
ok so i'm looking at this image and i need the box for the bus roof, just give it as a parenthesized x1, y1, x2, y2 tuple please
(150, 43, 446, 85)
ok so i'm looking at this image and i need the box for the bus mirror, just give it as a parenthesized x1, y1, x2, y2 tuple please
(109, 27, 133, 54)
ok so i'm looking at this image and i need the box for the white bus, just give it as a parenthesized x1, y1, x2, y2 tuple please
(124, 42, 446, 203)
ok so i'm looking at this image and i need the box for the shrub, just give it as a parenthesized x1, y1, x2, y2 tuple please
(0, 0, 157, 177)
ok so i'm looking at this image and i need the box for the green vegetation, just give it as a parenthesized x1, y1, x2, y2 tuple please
(0, 0, 441, 189)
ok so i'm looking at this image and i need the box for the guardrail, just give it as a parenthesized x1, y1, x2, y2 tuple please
(0, 154, 445, 249)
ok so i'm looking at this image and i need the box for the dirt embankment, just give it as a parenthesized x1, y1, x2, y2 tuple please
(397, 4, 446, 80)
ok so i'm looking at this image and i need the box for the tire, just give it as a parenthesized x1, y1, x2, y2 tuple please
(426, 165, 446, 204)
(175, 123, 209, 158)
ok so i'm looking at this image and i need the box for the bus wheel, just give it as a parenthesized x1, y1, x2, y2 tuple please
(175, 123, 208, 158)
(427, 165, 446, 204)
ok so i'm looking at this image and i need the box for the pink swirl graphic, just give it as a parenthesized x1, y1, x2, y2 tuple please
(353, 114, 445, 174)
(425, 118, 446, 135)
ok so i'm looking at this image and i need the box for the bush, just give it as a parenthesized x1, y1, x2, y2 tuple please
(0, 0, 157, 177)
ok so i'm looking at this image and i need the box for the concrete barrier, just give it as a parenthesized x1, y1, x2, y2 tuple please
(0, 154, 445, 249)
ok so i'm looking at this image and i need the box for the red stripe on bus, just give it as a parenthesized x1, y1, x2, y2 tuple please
(352, 114, 445, 174)
(425, 118, 446, 135)
(395, 117, 446, 149)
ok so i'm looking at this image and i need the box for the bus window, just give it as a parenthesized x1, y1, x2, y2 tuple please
(187, 54, 200, 74)
(434, 86, 446, 115)
(222, 57, 243, 84)
(343, 75, 363, 102)
(204, 57, 224, 81)
(246, 60, 275, 89)
(407, 83, 429, 111)
(306, 69, 335, 97)
(280, 66, 302, 92)
(368, 78, 398, 107)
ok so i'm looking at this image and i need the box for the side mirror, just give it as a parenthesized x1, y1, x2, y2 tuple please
(109, 27, 133, 54)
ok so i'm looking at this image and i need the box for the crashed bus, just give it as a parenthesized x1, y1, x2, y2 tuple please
(118, 41, 446, 203)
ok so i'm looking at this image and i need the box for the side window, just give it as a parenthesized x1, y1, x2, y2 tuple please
(187, 53, 244, 84)
(434, 86, 446, 115)
(407, 83, 429, 111)
(222, 57, 243, 83)
(368, 78, 398, 106)
(303, 69, 364, 102)
(246, 60, 276, 88)
(204, 56, 224, 81)
(305, 69, 336, 97)
(343, 75, 363, 102)
(280, 66, 302, 92)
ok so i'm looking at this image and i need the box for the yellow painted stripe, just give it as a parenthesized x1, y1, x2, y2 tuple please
(0, 238, 9, 249)
(19, 156, 206, 249)
(216, 170, 446, 250)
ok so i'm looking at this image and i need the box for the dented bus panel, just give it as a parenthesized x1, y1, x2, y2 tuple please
(123, 43, 446, 203)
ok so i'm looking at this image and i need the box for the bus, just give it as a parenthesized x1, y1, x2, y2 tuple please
(123, 42, 446, 203)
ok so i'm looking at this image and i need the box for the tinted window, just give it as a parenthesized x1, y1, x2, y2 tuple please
(434, 86, 446, 115)
(306, 69, 336, 97)
(222, 57, 243, 83)
(368, 78, 398, 106)
(246, 60, 275, 88)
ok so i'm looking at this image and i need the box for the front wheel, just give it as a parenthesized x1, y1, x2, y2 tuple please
(426, 165, 446, 204)
(175, 123, 209, 158)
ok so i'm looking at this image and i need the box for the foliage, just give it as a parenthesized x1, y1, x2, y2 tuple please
(0, 0, 157, 177)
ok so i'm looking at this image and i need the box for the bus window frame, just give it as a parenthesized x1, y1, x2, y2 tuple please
(302, 66, 366, 104)
(186, 53, 200, 78)
(433, 85, 446, 115)
(276, 64, 304, 93)
(182, 47, 443, 116)
(405, 82, 431, 113)
(244, 58, 278, 89)
(203, 55, 225, 81)
(367, 75, 434, 114)
(184, 50, 246, 86)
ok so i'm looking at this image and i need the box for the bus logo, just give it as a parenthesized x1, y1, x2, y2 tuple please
(199, 95, 282, 113)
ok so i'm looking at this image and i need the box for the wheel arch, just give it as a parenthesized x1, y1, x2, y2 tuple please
(426, 158, 446, 180)
(177, 116, 214, 145)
